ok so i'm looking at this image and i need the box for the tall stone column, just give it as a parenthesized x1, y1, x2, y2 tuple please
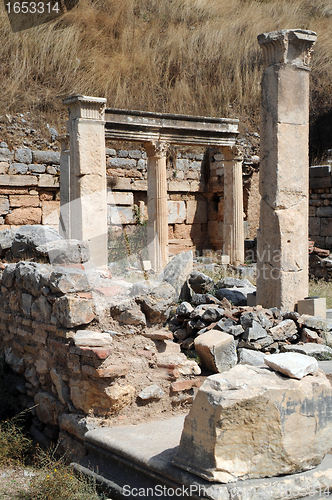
(223, 146, 245, 265)
(58, 134, 70, 239)
(144, 141, 169, 272)
(63, 95, 108, 268)
(256, 29, 317, 311)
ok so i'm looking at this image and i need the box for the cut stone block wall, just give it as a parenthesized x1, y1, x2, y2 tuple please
(0, 144, 259, 256)
(309, 165, 332, 250)
(0, 145, 60, 230)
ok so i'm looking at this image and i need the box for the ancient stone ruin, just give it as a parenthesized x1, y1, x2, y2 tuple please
(2, 27, 332, 500)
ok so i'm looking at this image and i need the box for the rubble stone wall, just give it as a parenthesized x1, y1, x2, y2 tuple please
(309, 165, 332, 250)
(0, 259, 200, 453)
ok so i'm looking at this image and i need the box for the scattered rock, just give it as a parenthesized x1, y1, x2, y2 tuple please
(138, 282, 175, 324)
(188, 271, 214, 294)
(36, 239, 90, 264)
(269, 319, 298, 341)
(264, 352, 318, 379)
(138, 384, 164, 401)
(159, 250, 193, 300)
(194, 330, 237, 373)
(238, 348, 266, 366)
(282, 343, 332, 360)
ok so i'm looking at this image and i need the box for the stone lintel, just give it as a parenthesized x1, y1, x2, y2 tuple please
(105, 108, 238, 146)
(63, 95, 107, 121)
(258, 29, 317, 68)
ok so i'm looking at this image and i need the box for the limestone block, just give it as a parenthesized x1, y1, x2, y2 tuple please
(5, 207, 42, 225)
(0, 162, 9, 174)
(0, 196, 9, 214)
(41, 201, 60, 225)
(168, 180, 191, 192)
(9, 195, 40, 208)
(36, 240, 90, 265)
(8, 163, 28, 175)
(173, 365, 332, 482)
(74, 330, 113, 347)
(194, 330, 237, 373)
(173, 223, 192, 240)
(59, 414, 100, 440)
(53, 295, 95, 328)
(264, 352, 318, 379)
(32, 151, 60, 165)
(28, 164, 46, 173)
(0, 148, 13, 162)
(107, 157, 136, 169)
(298, 298, 326, 318)
(138, 384, 164, 401)
(0, 175, 38, 187)
(38, 174, 59, 188)
(282, 343, 332, 360)
(15, 148, 32, 164)
(238, 348, 266, 366)
(186, 200, 208, 224)
(69, 379, 135, 414)
(107, 206, 135, 224)
(167, 201, 186, 223)
(107, 191, 133, 206)
(34, 391, 64, 425)
(269, 319, 298, 341)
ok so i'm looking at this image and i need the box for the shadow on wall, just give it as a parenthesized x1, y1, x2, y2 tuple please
(310, 109, 332, 164)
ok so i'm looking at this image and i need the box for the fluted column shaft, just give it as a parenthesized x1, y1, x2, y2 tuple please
(144, 141, 169, 272)
(223, 146, 245, 265)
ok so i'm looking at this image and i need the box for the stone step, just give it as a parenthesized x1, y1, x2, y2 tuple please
(72, 416, 332, 500)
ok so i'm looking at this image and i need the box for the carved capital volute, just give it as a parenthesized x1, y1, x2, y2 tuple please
(143, 141, 169, 158)
(258, 29, 317, 69)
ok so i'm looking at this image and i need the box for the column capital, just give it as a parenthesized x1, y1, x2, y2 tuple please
(143, 140, 169, 158)
(63, 95, 106, 120)
(258, 29, 317, 69)
(57, 134, 70, 152)
(222, 145, 243, 162)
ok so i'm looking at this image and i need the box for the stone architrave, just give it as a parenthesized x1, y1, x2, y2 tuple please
(256, 30, 317, 311)
(63, 95, 108, 268)
(58, 134, 70, 239)
(143, 141, 169, 272)
(223, 146, 245, 265)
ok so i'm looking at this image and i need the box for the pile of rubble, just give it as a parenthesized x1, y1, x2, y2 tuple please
(168, 270, 332, 373)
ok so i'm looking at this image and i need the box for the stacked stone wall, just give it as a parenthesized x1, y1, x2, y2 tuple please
(0, 143, 259, 257)
(0, 260, 201, 452)
(0, 144, 60, 228)
(309, 165, 332, 250)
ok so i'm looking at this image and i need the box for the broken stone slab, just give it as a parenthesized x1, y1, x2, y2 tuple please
(175, 301, 193, 317)
(194, 330, 237, 373)
(110, 300, 146, 327)
(141, 329, 173, 341)
(298, 315, 332, 332)
(216, 277, 255, 289)
(264, 352, 318, 379)
(188, 271, 215, 294)
(35, 239, 90, 264)
(201, 307, 225, 322)
(74, 330, 113, 348)
(173, 365, 332, 483)
(0, 228, 16, 257)
(49, 268, 91, 294)
(242, 320, 268, 341)
(215, 287, 254, 306)
(191, 293, 221, 305)
(269, 319, 298, 341)
(281, 343, 332, 360)
(137, 282, 175, 324)
(238, 348, 266, 366)
(9, 225, 63, 261)
(159, 250, 193, 300)
(59, 413, 100, 441)
(138, 385, 164, 401)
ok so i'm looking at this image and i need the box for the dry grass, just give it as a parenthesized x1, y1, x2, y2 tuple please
(309, 278, 332, 309)
(1, 0, 332, 134)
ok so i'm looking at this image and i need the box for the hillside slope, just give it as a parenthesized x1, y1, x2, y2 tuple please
(1, 0, 332, 157)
